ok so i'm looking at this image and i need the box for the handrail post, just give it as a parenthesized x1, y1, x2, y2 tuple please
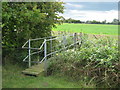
(28, 39, 31, 67)
(44, 39, 47, 72)
(50, 36, 52, 57)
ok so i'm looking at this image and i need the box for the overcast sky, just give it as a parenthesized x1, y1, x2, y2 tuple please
(60, 2, 118, 22)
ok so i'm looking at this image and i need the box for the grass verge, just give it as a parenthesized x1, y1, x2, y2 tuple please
(2, 63, 96, 88)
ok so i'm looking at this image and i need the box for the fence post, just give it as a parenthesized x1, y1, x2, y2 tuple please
(44, 39, 47, 72)
(63, 34, 66, 48)
(28, 39, 31, 67)
(74, 33, 77, 50)
(79, 32, 82, 43)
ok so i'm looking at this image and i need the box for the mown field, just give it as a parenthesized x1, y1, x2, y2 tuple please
(53, 23, 118, 35)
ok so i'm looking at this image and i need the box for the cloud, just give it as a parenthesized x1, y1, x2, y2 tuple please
(59, 0, 119, 2)
(66, 3, 84, 8)
(60, 10, 118, 22)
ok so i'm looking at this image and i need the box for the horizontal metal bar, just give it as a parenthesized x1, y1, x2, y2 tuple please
(31, 50, 43, 55)
(30, 36, 57, 41)
(23, 41, 79, 62)
(23, 50, 43, 61)
(46, 37, 59, 42)
(52, 41, 79, 54)
(22, 34, 73, 48)
(22, 47, 40, 50)
(22, 40, 45, 50)
(22, 34, 80, 63)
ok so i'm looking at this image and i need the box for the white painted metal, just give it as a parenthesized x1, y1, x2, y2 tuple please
(22, 40, 28, 48)
(22, 33, 82, 68)
(28, 39, 31, 67)
(44, 39, 47, 71)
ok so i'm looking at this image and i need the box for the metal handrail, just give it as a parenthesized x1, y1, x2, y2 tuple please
(22, 33, 82, 68)
(30, 36, 57, 41)
(22, 39, 45, 62)
(22, 40, 29, 48)
(23, 50, 43, 62)
(39, 41, 80, 63)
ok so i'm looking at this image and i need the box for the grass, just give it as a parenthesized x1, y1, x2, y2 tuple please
(3, 63, 96, 88)
(53, 23, 118, 35)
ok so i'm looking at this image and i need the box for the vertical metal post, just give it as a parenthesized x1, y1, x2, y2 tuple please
(28, 39, 31, 67)
(50, 36, 52, 57)
(44, 39, 47, 72)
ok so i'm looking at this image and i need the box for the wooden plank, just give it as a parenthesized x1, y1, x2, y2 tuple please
(22, 63, 44, 76)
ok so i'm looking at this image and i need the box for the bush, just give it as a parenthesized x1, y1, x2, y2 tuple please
(47, 36, 119, 88)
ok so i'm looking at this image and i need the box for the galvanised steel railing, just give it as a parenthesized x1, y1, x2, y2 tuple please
(22, 33, 82, 70)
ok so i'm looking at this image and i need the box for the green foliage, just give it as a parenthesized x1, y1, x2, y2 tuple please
(47, 36, 119, 88)
(2, 2, 64, 64)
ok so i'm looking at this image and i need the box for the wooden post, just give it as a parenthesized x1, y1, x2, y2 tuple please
(63, 34, 66, 48)
(79, 32, 82, 47)
(80, 32, 82, 43)
(74, 33, 77, 50)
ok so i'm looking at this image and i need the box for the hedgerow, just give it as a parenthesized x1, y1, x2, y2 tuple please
(47, 36, 120, 88)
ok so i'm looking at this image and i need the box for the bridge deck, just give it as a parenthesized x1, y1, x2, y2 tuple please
(22, 63, 44, 76)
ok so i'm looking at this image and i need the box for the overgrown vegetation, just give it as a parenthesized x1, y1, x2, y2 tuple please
(2, 2, 64, 65)
(2, 2, 119, 88)
(47, 35, 120, 88)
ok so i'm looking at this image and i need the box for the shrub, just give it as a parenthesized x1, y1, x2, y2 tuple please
(47, 36, 119, 88)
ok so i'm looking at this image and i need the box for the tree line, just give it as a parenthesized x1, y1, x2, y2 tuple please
(63, 18, 120, 25)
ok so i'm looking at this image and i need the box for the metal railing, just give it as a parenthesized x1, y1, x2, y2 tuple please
(22, 33, 82, 69)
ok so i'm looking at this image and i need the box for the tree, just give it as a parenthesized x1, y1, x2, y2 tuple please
(102, 20, 106, 24)
(112, 19, 119, 25)
(64, 18, 82, 23)
(86, 20, 91, 24)
(2, 2, 64, 64)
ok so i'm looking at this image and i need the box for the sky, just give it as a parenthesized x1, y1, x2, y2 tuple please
(60, 2, 118, 22)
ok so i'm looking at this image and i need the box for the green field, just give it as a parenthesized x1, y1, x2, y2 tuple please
(53, 23, 118, 35)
